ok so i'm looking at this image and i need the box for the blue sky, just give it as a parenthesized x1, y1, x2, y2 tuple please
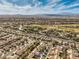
(0, 0, 79, 15)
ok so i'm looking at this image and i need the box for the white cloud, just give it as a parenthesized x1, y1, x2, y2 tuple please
(0, 0, 78, 15)
(59, 4, 79, 10)
(0, 0, 61, 15)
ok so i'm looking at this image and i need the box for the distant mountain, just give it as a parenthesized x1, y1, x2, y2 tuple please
(37, 14, 72, 17)
(39, 13, 79, 17)
(0, 13, 79, 17)
(60, 12, 79, 16)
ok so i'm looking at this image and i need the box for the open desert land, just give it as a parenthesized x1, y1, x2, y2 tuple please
(0, 16, 79, 59)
